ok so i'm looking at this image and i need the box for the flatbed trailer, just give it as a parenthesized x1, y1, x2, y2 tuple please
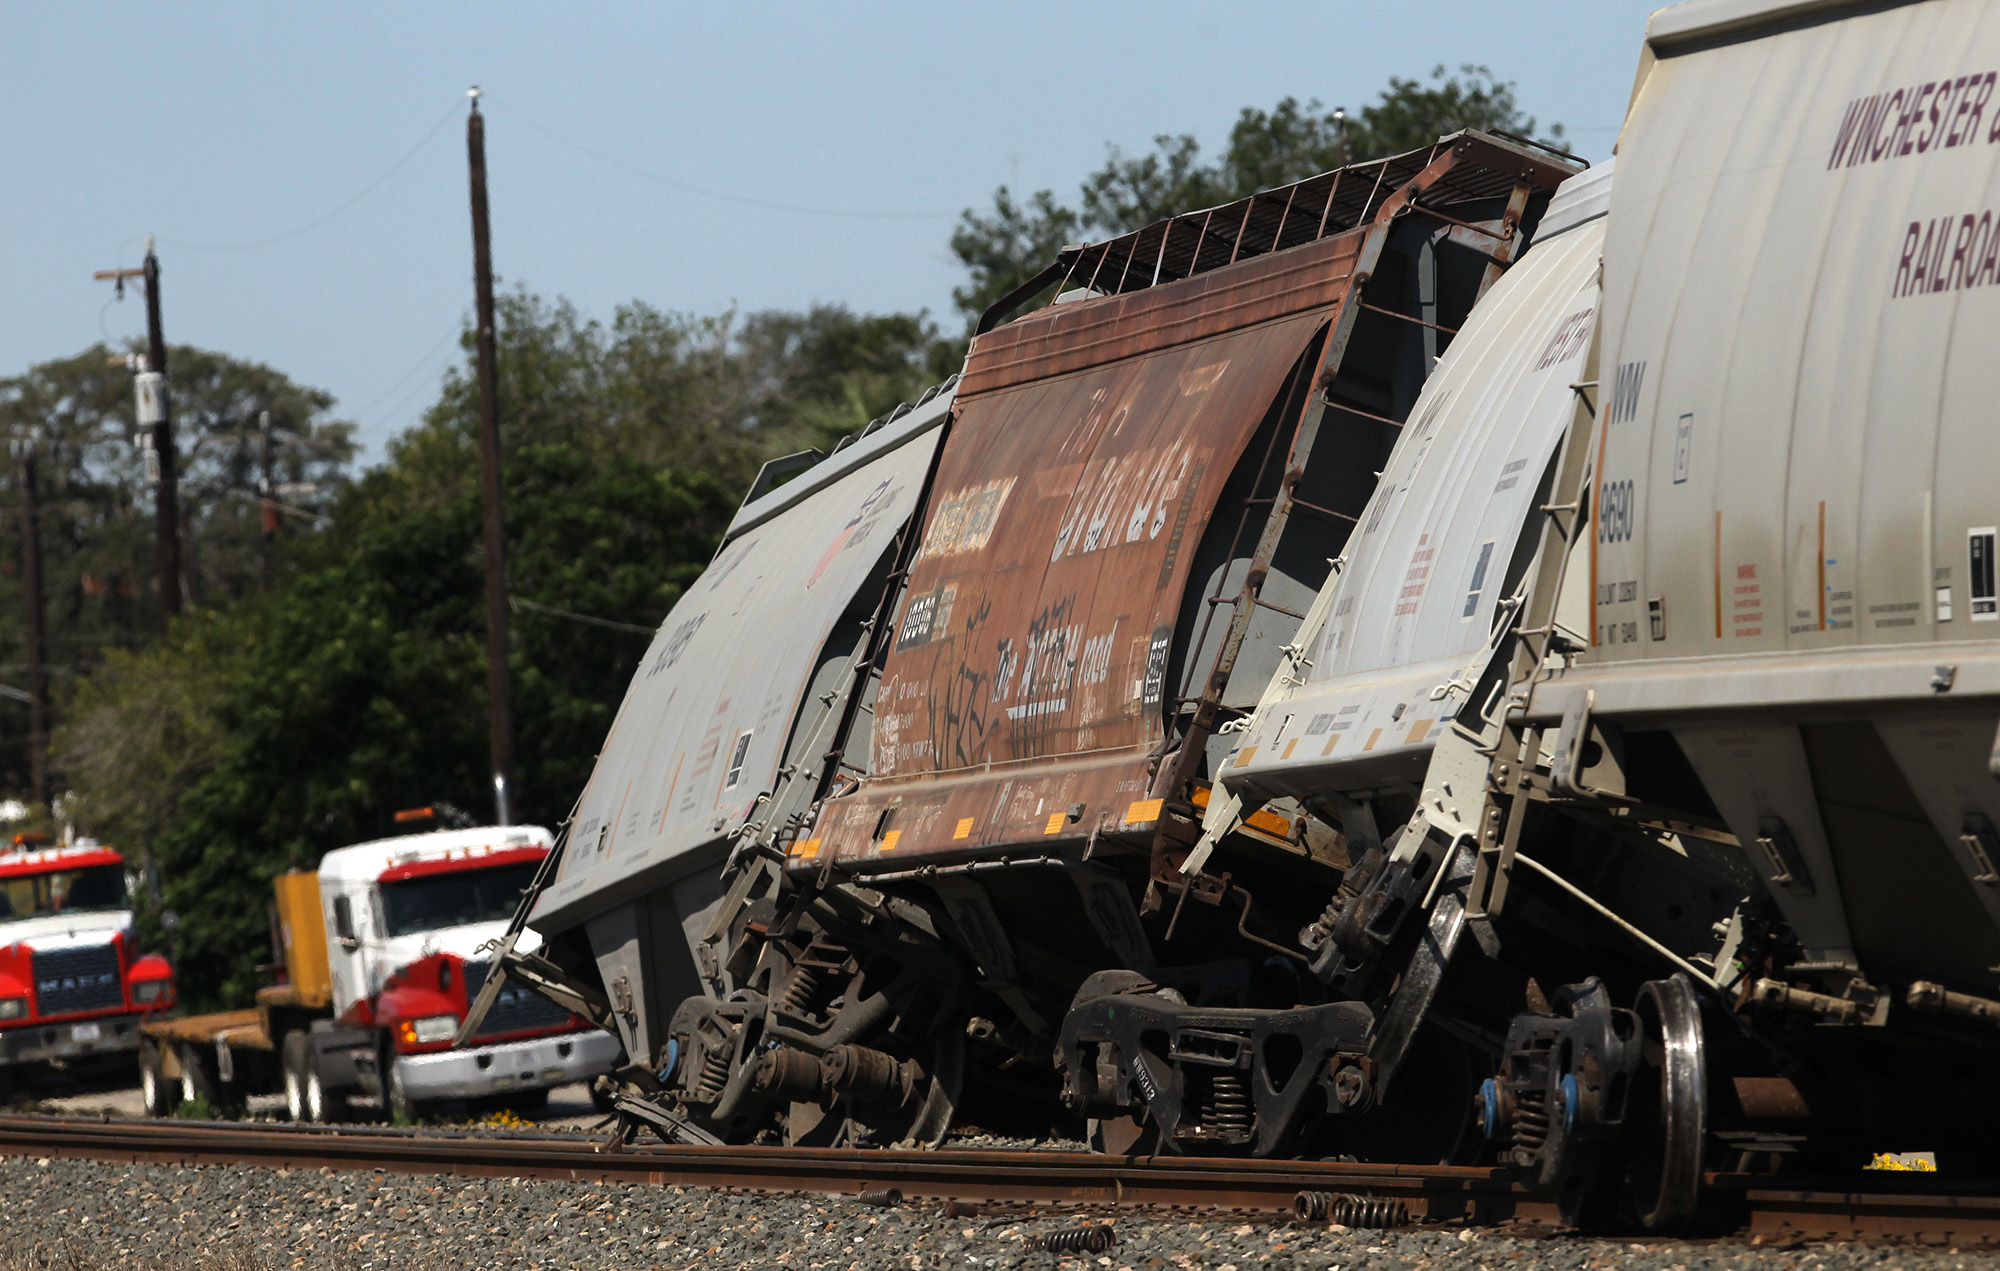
(138, 871, 337, 1117)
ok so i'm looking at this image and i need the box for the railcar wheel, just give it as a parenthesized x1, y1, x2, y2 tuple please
(1626, 975, 1707, 1230)
(305, 1050, 350, 1124)
(830, 1030, 964, 1149)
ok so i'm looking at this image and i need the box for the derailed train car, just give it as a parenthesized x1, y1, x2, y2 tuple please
(1202, 0, 2000, 1230)
(651, 133, 1582, 1149)
(472, 0, 2000, 1227)
(501, 383, 959, 1091)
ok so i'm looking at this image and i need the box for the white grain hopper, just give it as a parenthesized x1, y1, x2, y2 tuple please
(1213, 162, 1611, 826)
(1526, 0, 2000, 988)
(527, 384, 954, 1064)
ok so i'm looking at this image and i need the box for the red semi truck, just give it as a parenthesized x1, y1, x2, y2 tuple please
(0, 835, 176, 1099)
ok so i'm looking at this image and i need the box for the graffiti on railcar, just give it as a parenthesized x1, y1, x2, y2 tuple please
(1004, 594, 1082, 760)
(933, 594, 997, 770)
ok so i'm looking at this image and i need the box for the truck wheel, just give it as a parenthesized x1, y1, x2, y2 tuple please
(177, 1044, 224, 1115)
(138, 1038, 176, 1117)
(305, 1049, 350, 1124)
(281, 1032, 312, 1122)
(504, 1086, 549, 1116)
(386, 1057, 429, 1124)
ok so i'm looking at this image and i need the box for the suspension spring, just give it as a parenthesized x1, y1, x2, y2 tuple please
(1028, 1226, 1117, 1254)
(1293, 1191, 1410, 1228)
(691, 1048, 732, 1101)
(778, 965, 823, 1016)
(1511, 1088, 1549, 1157)
(1208, 1071, 1252, 1138)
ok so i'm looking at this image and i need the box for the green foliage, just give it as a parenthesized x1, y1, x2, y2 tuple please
(41, 283, 957, 1009)
(0, 344, 353, 799)
(170, 1092, 218, 1121)
(950, 67, 1566, 324)
(154, 443, 732, 1008)
(355, 291, 957, 528)
(53, 607, 255, 866)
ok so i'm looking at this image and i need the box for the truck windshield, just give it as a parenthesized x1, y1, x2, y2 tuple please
(379, 862, 537, 937)
(0, 864, 129, 921)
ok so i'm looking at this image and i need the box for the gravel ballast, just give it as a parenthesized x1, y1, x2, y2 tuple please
(3, 1153, 2000, 1271)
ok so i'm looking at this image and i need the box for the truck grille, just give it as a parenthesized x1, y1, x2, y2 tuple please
(33, 944, 123, 1017)
(462, 959, 571, 1038)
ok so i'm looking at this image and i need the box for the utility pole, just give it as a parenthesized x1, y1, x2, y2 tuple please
(258, 409, 277, 587)
(94, 237, 183, 637)
(467, 87, 514, 826)
(13, 434, 50, 808)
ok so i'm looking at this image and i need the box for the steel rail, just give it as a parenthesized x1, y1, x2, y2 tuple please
(0, 1115, 1994, 1244)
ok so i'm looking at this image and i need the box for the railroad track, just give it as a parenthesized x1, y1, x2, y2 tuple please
(0, 1113, 1994, 1246)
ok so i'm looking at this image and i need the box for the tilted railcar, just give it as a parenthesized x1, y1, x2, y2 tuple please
(1203, 0, 2000, 1230)
(651, 133, 1581, 1149)
(478, 0, 2000, 1231)
(504, 384, 959, 1093)
(1155, 158, 1612, 1159)
(1468, 0, 2000, 1210)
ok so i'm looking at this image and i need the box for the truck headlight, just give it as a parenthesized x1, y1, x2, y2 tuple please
(0, 998, 25, 1020)
(132, 980, 170, 1004)
(401, 1015, 458, 1045)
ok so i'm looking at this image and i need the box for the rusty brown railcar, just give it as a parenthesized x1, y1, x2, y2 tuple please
(809, 135, 1575, 870)
(663, 133, 1580, 1154)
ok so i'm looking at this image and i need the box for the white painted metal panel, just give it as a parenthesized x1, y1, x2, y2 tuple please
(1580, 0, 2000, 697)
(530, 391, 949, 932)
(1217, 165, 1611, 802)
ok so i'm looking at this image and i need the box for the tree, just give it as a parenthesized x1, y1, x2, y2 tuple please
(52, 607, 253, 878)
(0, 345, 353, 802)
(950, 66, 1567, 324)
(134, 440, 733, 1008)
(350, 291, 959, 533)
(61, 288, 959, 1007)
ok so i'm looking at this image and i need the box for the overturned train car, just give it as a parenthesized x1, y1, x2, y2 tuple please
(646, 133, 1582, 1150)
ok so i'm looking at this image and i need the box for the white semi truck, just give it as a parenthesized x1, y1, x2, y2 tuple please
(143, 821, 620, 1120)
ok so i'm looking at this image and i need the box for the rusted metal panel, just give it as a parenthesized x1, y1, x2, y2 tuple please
(805, 312, 1336, 868)
(803, 133, 1584, 875)
(962, 235, 1361, 397)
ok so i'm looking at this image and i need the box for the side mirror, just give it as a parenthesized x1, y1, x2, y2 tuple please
(332, 895, 358, 952)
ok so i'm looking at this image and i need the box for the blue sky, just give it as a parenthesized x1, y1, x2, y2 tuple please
(4, 2, 1662, 459)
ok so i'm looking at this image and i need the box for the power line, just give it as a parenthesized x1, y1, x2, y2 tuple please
(510, 595, 656, 636)
(345, 328, 463, 431)
(158, 104, 461, 253)
(487, 96, 957, 221)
